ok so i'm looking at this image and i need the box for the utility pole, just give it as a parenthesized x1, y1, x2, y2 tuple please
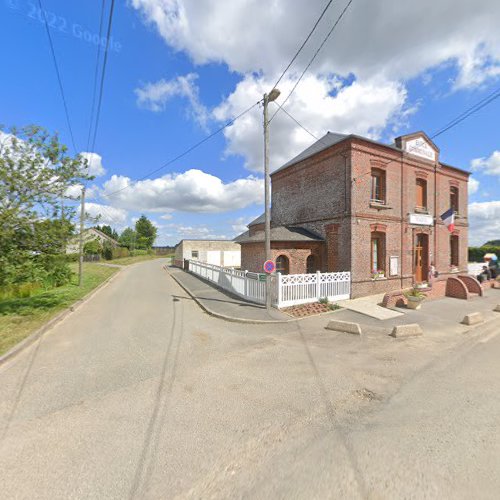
(263, 88, 280, 311)
(78, 186, 86, 286)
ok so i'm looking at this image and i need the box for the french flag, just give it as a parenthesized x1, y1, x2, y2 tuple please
(440, 208, 455, 232)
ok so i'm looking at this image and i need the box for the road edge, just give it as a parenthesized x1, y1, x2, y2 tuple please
(163, 265, 344, 325)
(0, 267, 122, 366)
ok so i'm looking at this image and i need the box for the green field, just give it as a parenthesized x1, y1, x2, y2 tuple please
(0, 263, 118, 356)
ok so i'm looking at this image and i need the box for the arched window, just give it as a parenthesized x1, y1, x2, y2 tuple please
(306, 255, 317, 274)
(371, 232, 386, 274)
(276, 255, 289, 275)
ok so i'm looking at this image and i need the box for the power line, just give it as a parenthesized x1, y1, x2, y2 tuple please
(269, 0, 354, 124)
(272, 0, 335, 90)
(86, 0, 107, 153)
(430, 86, 500, 139)
(37, 0, 78, 153)
(89, 0, 116, 155)
(101, 100, 261, 199)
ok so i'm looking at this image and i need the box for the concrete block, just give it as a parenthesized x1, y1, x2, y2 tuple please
(326, 320, 362, 335)
(461, 312, 484, 325)
(493, 305, 500, 313)
(390, 323, 423, 338)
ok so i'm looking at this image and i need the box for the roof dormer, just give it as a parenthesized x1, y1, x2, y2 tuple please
(394, 131, 439, 162)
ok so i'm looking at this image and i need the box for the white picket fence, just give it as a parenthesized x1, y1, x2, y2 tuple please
(277, 271, 350, 307)
(187, 260, 350, 308)
(188, 260, 267, 305)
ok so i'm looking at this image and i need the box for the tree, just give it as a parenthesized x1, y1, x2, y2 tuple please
(119, 227, 137, 250)
(135, 215, 157, 249)
(0, 125, 90, 288)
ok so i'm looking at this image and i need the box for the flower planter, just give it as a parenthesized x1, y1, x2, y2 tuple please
(406, 296, 424, 310)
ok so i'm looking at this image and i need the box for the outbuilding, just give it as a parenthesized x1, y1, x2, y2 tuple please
(174, 239, 241, 268)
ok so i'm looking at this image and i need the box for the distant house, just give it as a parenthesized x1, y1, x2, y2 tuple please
(66, 227, 119, 254)
(174, 240, 241, 268)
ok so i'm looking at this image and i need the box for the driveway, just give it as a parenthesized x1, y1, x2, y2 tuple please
(0, 259, 498, 498)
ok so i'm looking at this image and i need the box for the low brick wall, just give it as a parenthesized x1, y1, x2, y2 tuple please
(457, 275, 483, 296)
(445, 276, 468, 299)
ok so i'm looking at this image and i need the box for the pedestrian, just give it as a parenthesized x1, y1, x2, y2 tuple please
(477, 265, 491, 283)
(428, 262, 437, 287)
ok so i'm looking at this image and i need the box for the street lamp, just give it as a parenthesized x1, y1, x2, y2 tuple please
(263, 88, 280, 311)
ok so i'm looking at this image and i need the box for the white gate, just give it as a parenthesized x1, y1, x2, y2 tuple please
(277, 271, 350, 308)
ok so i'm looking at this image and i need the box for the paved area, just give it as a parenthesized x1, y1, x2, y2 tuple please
(166, 265, 291, 322)
(0, 258, 499, 499)
(337, 293, 404, 320)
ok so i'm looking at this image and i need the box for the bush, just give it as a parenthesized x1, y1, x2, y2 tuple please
(129, 249, 148, 256)
(37, 254, 73, 288)
(65, 253, 79, 262)
(111, 246, 130, 259)
(468, 246, 500, 262)
(102, 241, 114, 260)
(84, 239, 103, 256)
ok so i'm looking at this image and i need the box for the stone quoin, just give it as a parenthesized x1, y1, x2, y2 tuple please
(234, 131, 469, 298)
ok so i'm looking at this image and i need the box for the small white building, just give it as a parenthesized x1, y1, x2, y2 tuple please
(174, 240, 241, 268)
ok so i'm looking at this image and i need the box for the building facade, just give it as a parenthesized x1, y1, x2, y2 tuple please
(236, 131, 469, 298)
(66, 227, 118, 254)
(174, 240, 241, 268)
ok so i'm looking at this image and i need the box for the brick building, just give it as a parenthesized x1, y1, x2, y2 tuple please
(235, 131, 470, 298)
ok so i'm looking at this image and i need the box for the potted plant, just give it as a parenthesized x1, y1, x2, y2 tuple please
(414, 281, 429, 289)
(372, 269, 385, 279)
(404, 288, 425, 310)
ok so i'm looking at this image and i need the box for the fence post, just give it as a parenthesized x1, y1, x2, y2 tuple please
(316, 270, 321, 300)
(277, 272, 282, 308)
(244, 270, 248, 297)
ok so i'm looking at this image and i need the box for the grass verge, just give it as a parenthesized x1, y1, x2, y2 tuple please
(0, 263, 118, 357)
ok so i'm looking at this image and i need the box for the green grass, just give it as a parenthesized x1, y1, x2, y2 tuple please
(0, 263, 118, 356)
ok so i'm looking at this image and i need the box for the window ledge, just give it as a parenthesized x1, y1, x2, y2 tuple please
(371, 276, 387, 281)
(370, 202, 392, 210)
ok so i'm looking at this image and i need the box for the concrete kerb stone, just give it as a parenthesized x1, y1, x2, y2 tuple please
(0, 267, 122, 366)
(390, 323, 424, 338)
(461, 312, 484, 326)
(163, 266, 300, 325)
(325, 319, 362, 335)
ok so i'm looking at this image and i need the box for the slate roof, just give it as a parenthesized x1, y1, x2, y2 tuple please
(272, 131, 469, 176)
(248, 213, 265, 226)
(234, 226, 324, 244)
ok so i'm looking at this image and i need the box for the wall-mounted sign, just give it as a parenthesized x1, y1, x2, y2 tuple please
(409, 213, 434, 226)
(390, 256, 399, 276)
(404, 137, 436, 161)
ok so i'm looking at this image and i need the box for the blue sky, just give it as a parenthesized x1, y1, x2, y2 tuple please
(1, 0, 499, 245)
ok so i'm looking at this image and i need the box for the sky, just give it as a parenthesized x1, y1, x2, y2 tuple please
(1, 0, 499, 246)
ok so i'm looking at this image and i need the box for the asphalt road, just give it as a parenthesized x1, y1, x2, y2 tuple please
(0, 259, 499, 499)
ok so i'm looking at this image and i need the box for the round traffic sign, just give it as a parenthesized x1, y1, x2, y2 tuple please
(263, 260, 276, 273)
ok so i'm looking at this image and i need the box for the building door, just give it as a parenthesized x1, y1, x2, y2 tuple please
(414, 233, 429, 283)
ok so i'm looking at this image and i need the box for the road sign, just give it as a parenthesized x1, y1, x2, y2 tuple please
(258, 274, 267, 282)
(263, 260, 275, 274)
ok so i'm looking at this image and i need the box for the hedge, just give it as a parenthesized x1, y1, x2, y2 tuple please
(468, 246, 500, 262)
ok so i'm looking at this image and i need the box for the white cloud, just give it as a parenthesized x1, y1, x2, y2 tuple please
(101, 169, 264, 213)
(80, 152, 106, 177)
(230, 215, 258, 234)
(471, 150, 500, 176)
(85, 202, 128, 226)
(130, 0, 500, 87)
(166, 223, 229, 240)
(468, 177, 479, 195)
(213, 74, 408, 172)
(468, 200, 500, 246)
(135, 72, 209, 128)
(65, 184, 100, 200)
(160, 213, 173, 220)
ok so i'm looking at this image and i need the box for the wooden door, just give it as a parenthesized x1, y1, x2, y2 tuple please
(414, 234, 429, 283)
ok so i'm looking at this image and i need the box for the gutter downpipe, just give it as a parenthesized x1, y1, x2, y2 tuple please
(401, 150, 404, 290)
